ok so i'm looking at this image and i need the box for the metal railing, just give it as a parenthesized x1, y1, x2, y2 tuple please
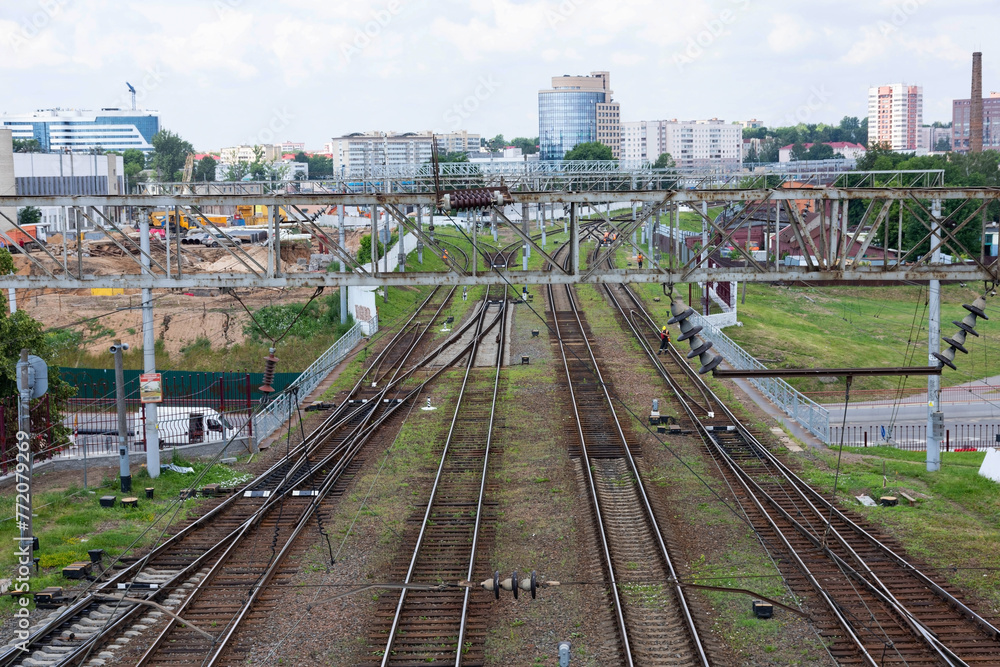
(252, 316, 375, 446)
(689, 312, 830, 442)
(831, 423, 998, 451)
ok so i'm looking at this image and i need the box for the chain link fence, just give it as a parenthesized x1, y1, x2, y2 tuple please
(690, 312, 830, 442)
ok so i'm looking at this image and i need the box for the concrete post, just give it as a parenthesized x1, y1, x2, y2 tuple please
(570, 203, 579, 275)
(540, 203, 546, 248)
(139, 211, 159, 478)
(928, 199, 943, 472)
(339, 201, 348, 324)
(416, 206, 424, 264)
(17, 349, 33, 546)
(522, 202, 529, 270)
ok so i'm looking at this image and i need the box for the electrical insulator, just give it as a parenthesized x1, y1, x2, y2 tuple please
(260, 348, 279, 393)
(440, 189, 504, 212)
(477, 570, 554, 599)
(668, 299, 723, 374)
(934, 296, 989, 370)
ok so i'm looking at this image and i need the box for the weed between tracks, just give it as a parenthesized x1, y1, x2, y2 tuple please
(0, 452, 252, 615)
(800, 446, 1000, 613)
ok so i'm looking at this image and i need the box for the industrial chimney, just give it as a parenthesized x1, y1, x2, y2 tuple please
(971, 52, 983, 153)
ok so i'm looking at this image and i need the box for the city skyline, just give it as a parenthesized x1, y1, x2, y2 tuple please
(2, 1, 997, 149)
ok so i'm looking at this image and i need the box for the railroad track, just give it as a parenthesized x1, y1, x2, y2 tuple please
(604, 261, 1000, 665)
(545, 241, 710, 667)
(1, 257, 489, 667)
(369, 285, 507, 666)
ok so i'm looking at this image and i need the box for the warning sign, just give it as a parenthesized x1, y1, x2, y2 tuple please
(140, 372, 163, 404)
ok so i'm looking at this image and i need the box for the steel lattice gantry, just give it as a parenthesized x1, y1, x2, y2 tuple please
(1, 182, 998, 290)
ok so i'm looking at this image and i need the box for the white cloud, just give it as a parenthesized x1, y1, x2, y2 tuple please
(767, 14, 815, 54)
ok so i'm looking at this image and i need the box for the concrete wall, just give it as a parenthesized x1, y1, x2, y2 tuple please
(0, 129, 14, 233)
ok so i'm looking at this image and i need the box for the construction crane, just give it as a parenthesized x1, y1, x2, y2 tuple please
(182, 154, 195, 183)
(126, 82, 136, 111)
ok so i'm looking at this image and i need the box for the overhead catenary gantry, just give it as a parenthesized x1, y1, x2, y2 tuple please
(1, 166, 998, 290)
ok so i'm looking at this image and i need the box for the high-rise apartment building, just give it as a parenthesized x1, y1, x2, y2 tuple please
(539, 71, 620, 160)
(621, 119, 742, 169)
(867, 84, 923, 151)
(1, 108, 160, 153)
(952, 93, 1000, 152)
(327, 131, 476, 175)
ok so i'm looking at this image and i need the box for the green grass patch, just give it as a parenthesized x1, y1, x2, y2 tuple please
(800, 446, 1000, 607)
(0, 454, 253, 614)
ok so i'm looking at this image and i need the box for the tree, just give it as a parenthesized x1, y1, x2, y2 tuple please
(193, 156, 217, 182)
(307, 154, 333, 178)
(790, 142, 809, 161)
(222, 162, 251, 181)
(150, 130, 194, 181)
(856, 142, 899, 170)
(0, 249, 75, 460)
(934, 137, 952, 152)
(438, 151, 469, 163)
(12, 139, 41, 153)
(484, 134, 505, 151)
(293, 151, 309, 163)
(806, 143, 836, 160)
(17, 206, 41, 226)
(563, 141, 614, 161)
(509, 137, 538, 155)
(115, 149, 147, 192)
(652, 152, 675, 169)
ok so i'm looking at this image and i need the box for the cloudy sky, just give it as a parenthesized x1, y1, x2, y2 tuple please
(0, 0, 995, 150)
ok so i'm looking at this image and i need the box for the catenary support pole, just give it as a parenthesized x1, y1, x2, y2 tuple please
(522, 202, 529, 270)
(416, 205, 424, 264)
(339, 200, 348, 324)
(928, 199, 943, 472)
(570, 203, 579, 275)
(139, 211, 160, 478)
(17, 349, 33, 547)
(113, 339, 131, 492)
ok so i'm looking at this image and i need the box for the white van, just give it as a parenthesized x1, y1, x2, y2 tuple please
(153, 407, 240, 446)
(67, 407, 241, 449)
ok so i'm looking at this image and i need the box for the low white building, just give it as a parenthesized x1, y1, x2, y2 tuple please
(777, 142, 867, 163)
(9, 151, 124, 234)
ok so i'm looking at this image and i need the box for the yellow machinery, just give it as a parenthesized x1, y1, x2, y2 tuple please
(234, 205, 288, 226)
(150, 211, 229, 230)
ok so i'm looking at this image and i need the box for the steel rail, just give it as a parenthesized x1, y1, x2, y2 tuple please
(6, 278, 470, 667)
(378, 286, 505, 666)
(151, 301, 503, 667)
(550, 242, 709, 666)
(616, 281, 998, 664)
(455, 293, 507, 667)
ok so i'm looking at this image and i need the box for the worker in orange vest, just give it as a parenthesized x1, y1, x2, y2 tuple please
(442, 249, 449, 262)
(637, 252, 644, 268)
(658, 326, 670, 354)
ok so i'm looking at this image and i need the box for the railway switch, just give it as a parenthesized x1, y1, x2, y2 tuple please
(669, 299, 724, 374)
(934, 296, 988, 370)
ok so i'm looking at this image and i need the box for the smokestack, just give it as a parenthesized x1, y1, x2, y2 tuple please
(971, 51, 983, 153)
